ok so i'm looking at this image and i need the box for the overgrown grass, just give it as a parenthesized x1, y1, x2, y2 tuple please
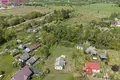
(0, 55, 18, 80)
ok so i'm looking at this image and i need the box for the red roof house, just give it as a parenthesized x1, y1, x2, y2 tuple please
(15, 53, 22, 60)
(29, 43, 40, 51)
(83, 62, 100, 74)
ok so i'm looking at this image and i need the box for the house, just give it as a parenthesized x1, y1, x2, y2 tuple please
(76, 44, 83, 50)
(55, 56, 66, 70)
(83, 62, 100, 74)
(85, 46, 97, 55)
(99, 54, 107, 61)
(111, 18, 120, 27)
(26, 55, 39, 66)
(19, 53, 30, 62)
(10, 66, 32, 80)
(24, 48, 31, 53)
(15, 53, 22, 60)
(29, 43, 40, 51)
(30, 68, 43, 76)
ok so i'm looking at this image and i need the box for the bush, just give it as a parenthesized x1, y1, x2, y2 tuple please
(24, 12, 43, 20)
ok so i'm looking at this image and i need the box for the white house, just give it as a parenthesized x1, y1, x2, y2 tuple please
(55, 56, 66, 70)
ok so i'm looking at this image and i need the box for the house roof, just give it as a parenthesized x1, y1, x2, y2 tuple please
(12, 66, 32, 80)
(29, 43, 40, 51)
(26, 55, 38, 65)
(99, 54, 107, 59)
(15, 53, 22, 59)
(84, 62, 100, 73)
(85, 46, 97, 55)
(20, 53, 30, 61)
(24, 48, 31, 53)
(111, 18, 120, 26)
(55, 57, 65, 67)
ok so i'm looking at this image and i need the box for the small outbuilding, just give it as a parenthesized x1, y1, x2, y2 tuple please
(99, 54, 107, 61)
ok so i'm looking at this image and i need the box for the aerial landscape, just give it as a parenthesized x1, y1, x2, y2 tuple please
(1, 0, 120, 80)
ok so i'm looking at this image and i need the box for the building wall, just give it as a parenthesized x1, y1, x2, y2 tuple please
(55, 66, 63, 70)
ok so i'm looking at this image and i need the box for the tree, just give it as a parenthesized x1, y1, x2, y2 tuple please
(41, 31, 56, 46)
(8, 17, 20, 26)
(39, 45, 50, 57)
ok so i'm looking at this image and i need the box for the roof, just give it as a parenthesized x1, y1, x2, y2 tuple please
(11, 66, 32, 80)
(24, 48, 31, 53)
(84, 62, 100, 73)
(15, 53, 22, 59)
(55, 57, 65, 67)
(29, 43, 40, 51)
(85, 46, 97, 55)
(19, 53, 30, 61)
(99, 54, 107, 59)
(111, 18, 120, 26)
(26, 55, 38, 66)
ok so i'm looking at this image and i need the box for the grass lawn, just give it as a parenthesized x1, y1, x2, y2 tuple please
(0, 55, 18, 80)
(43, 45, 77, 80)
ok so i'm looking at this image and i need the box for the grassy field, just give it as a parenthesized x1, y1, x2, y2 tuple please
(43, 45, 77, 80)
(0, 55, 18, 80)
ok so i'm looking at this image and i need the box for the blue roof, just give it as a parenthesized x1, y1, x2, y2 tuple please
(99, 54, 107, 59)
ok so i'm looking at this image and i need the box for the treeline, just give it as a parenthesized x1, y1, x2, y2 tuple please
(0, 12, 44, 28)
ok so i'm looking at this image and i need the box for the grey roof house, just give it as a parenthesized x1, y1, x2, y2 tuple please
(26, 55, 39, 66)
(55, 56, 66, 70)
(10, 66, 32, 80)
(85, 46, 97, 55)
(19, 53, 30, 62)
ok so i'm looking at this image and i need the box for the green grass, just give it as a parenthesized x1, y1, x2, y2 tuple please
(43, 45, 77, 80)
(0, 55, 18, 80)
(63, 4, 120, 25)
